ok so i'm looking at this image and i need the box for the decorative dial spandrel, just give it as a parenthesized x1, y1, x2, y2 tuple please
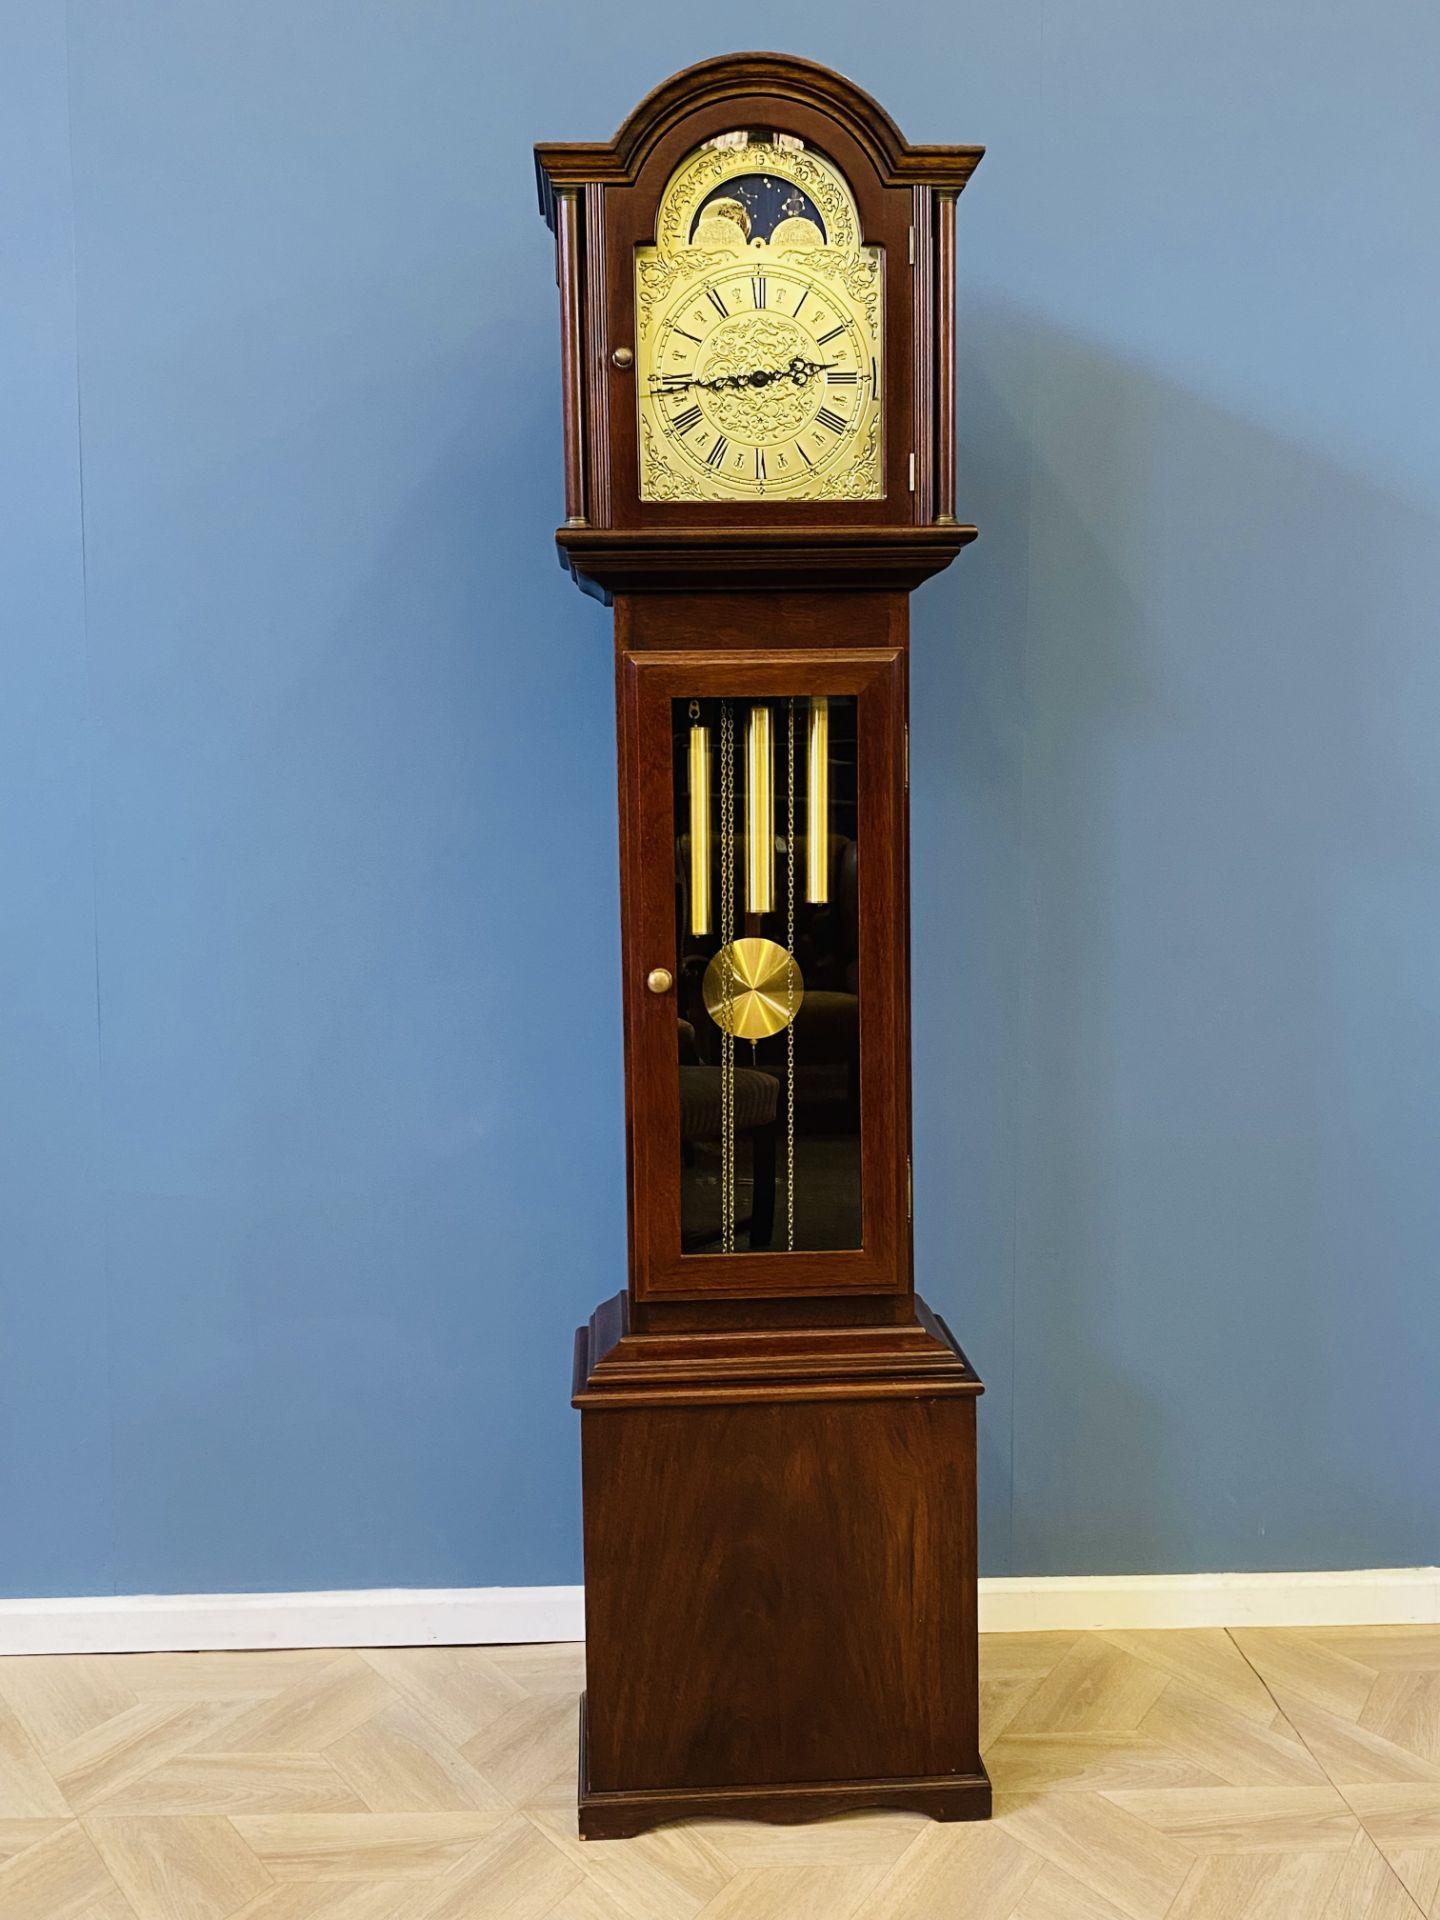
(636, 136, 884, 502)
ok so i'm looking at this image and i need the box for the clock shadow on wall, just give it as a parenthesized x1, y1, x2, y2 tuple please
(915, 309, 1401, 1577)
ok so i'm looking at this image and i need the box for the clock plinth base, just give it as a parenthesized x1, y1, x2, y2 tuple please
(573, 1293, 986, 1841)
(578, 1696, 992, 1840)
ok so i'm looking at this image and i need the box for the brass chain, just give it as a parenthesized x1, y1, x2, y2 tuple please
(786, 697, 796, 1253)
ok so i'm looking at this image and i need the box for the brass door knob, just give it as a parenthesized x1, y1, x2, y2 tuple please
(611, 346, 634, 370)
(646, 967, 674, 995)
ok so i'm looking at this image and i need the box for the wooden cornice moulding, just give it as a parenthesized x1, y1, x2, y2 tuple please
(556, 523, 978, 599)
(535, 52, 985, 225)
(572, 1290, 982, 1407)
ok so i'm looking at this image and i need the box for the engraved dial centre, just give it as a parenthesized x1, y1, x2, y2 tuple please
(695, 315, 823, 441)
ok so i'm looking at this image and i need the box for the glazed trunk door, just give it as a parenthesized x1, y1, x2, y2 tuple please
(619, 649, 909, 1300)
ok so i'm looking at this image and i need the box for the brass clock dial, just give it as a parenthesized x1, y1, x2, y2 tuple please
(635, 135, 884, 503)
(641, 263, 879, 499)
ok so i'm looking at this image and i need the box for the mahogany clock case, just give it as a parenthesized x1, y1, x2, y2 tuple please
(535, 54, 988, 1841)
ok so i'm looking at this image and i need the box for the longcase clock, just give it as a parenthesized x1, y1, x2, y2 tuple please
(535, 53, 987, 1840)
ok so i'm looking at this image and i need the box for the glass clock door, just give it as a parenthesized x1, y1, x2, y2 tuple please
(622, 650, 909, 1301)
(673, 694, 861, 1255)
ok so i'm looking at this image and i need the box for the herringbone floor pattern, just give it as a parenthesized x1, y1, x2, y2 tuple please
(2, 1627, 1438, 1917)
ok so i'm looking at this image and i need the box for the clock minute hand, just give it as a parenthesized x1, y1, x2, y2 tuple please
(649, 360, 839, 396)
(648, 370, 763, 395)
(699, 360, 841, 392)
(651, 370, 758, 395)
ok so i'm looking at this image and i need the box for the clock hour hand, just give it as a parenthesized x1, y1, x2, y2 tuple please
(782, 357, 838, 386)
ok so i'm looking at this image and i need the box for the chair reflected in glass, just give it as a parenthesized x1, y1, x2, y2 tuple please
(678, 1017, 778, 1251)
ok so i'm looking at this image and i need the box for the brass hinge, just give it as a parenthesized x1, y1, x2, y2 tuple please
(907, 1156, 913, 1221)
(904, 722, 909, 791)
(908, 452, 916, 492)
(908, 224, 916, 266)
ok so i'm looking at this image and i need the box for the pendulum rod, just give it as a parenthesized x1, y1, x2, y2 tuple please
(688, 702, 711, 937)
(786, 698, 797, 1253)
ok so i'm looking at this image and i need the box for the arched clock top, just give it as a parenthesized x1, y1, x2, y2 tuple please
(534, 52, 983, 224)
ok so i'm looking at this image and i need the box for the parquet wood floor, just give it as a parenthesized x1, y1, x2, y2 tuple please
(1, 1627, 1437, 1917)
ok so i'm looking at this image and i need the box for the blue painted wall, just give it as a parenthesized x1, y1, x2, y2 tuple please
(4, 0, 1438, 1597)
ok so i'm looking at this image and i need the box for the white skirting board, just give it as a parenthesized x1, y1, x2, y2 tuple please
(0, 1587, 588, 1658)
(0, 1569, 1436, 1656)
(977, 1568, 1440, 1633)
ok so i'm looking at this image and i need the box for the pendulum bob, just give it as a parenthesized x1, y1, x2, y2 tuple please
(702, 937, 802, 1042)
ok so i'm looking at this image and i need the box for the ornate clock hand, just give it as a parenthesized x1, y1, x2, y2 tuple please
(702, 360, 841, 394)
(707, 360, 838, 392)
(732, 362, 828, 390)
(650, 371, 753, 394)
(649, 360, 841, 401)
